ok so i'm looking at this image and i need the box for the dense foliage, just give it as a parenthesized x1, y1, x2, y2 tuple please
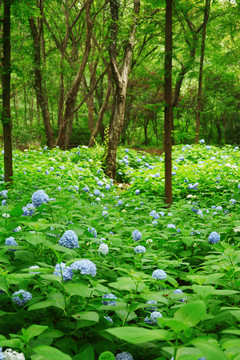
(0, 143, 240, 359)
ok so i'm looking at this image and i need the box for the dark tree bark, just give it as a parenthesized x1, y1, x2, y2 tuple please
(2, 0, 13, 183)
(29, 0, 54, 148)
(56, 0, 93, 149)
(88, 70, 112, 147)
(164, 0, 172, 205)
(195, 0, 210, 143)
(103, 0, 140, 179)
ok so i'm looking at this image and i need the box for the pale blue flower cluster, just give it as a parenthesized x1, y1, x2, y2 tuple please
(134, 245, 146, 254)
(135, 189, 140, 195)
(83, 186, 89, 192)
(146, 300, 157, 310)
(54, 262, 73, 281)
(88, 227, 97, 238)
(187, 183, 199, 190)
(200, 139, 205, 144)
(102, 293, 117, 305)
(59, 230, 79, 249)
(0, 190, 8, 197)
(150, 311, 162, 323)
(5, 237, 18, 251)
(93, 189, 101, 196)
(70, 259, 97, 276)
(229, 199, 236, 205)
(104, 316, 113, 323)
(132, 229, 142, 241)
(149, 210, 159, 219)
(0, 348, 4, 360)
(12, 289, 32, 306)
(22, 203, 35, 216)
(167, 224, 175, 229)
(115, 352, 133, 360)
(31, 190, 49, 207)
(152, 269, 167, 280)
(98, 243, 109, 255)
(208, 231, 220, 244)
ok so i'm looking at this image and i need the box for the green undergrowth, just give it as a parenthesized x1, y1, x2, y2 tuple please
(0, 143, 240, 360)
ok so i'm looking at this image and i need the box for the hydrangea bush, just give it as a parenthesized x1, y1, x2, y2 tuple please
(0, 144, 240, 359)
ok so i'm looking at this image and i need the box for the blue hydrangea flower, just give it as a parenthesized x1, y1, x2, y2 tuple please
(59, 230, 79, 249)
(22, 203, 35, 216)
(54, 262, 73, 281)
(200, 139, 205, 144)
(97, 180, 104, 187)
(146, 300, 157, 310)
(229, 199, 236, 205)
(102, 293, 117, 305)
(31, 190, 49, 207)
(12, 226, 21, 233)
(132, 229, 142, 241)
(29, 265, 40, 274)
(149, 210, 160, 219)
(216, 206, 222, 211)
(1, 199, 7, 205)
(0, 190, 8, 198)
(5, 236, 18, 249)
(88, 227, 97, 238)
(115, 352, 133, 360)
(167, 224, 175, 229)
(150, 311, 162, 323)
(159, 211, 165, 217)
(93, 189, 101, 196)
(134, 245, 146, 254)
(0, 348, 3, 360)
(152, 269, 167, 280)
(12, 289, 32, 306)
(102, 210, 108, 217)
(105, 184, 111, 190)
(98, 243, 109, 255)
(135, 189, 140, 195)
(208, 231, 220, 244)
(70, 259, 97, 276)
(83, 186, 89, 192)
(104, 316, 113, 323)
(117, 200, 123, 206)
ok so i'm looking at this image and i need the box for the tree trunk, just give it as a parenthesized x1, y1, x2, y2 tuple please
(195, 0, 210, 143)
(2, 0, 13, 183)
(103, 0, 140, 178)
(88, 70, 112, 147)
(56, 0, 93, 149)
(103, 87, 127, 178)
(164, 0, 172, 205)
(29, 15, 54, 148)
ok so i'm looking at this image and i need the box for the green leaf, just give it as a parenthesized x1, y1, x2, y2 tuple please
(212, 289, 238, 296)
(22, 325, 48, 342)
(75, 344, 94, 360)
(106, 326, 173, 344)
(64, 281, 92, 297)
(109, 277, 136, 291)
(28, 293, 65, 311)
(72, 311, 99, 323)
(192, 338, 228, 360)
(174, 301, 206, 327)
(192, 285, 214, 298)
(32, 345, 72, 360)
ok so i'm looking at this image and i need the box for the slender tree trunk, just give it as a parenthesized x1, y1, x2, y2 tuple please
(2, 0, 13, 183)
(164, 0, 172, 205)
(56, 0, 93, 149)
(88, 70, 112, 147)
(195, 0, 210, 143)
(103, 0, 140, 178)
(29, 16, 54, 148)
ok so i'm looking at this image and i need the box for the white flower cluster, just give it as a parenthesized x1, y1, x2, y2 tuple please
(3, 349, 25, 360)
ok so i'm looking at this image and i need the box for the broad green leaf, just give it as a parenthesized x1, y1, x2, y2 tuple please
(32, 345, 72, 360)
(28, 293, 65, 311)
(192, 338, 228, 360)
(221, 339, 240, 350)
(76, 344, 94, 360)
(64, 281, 92, 297)
(22, 325, 48, 342)
(212, 289, 238, 296)
(72, 311, 99, 323)
(106, 326, 173, 344)
(174, 301, 206, 327)
(192, 285, 214, 298)
(109, 277, 136, 291)
(115, 310, 137, 322)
